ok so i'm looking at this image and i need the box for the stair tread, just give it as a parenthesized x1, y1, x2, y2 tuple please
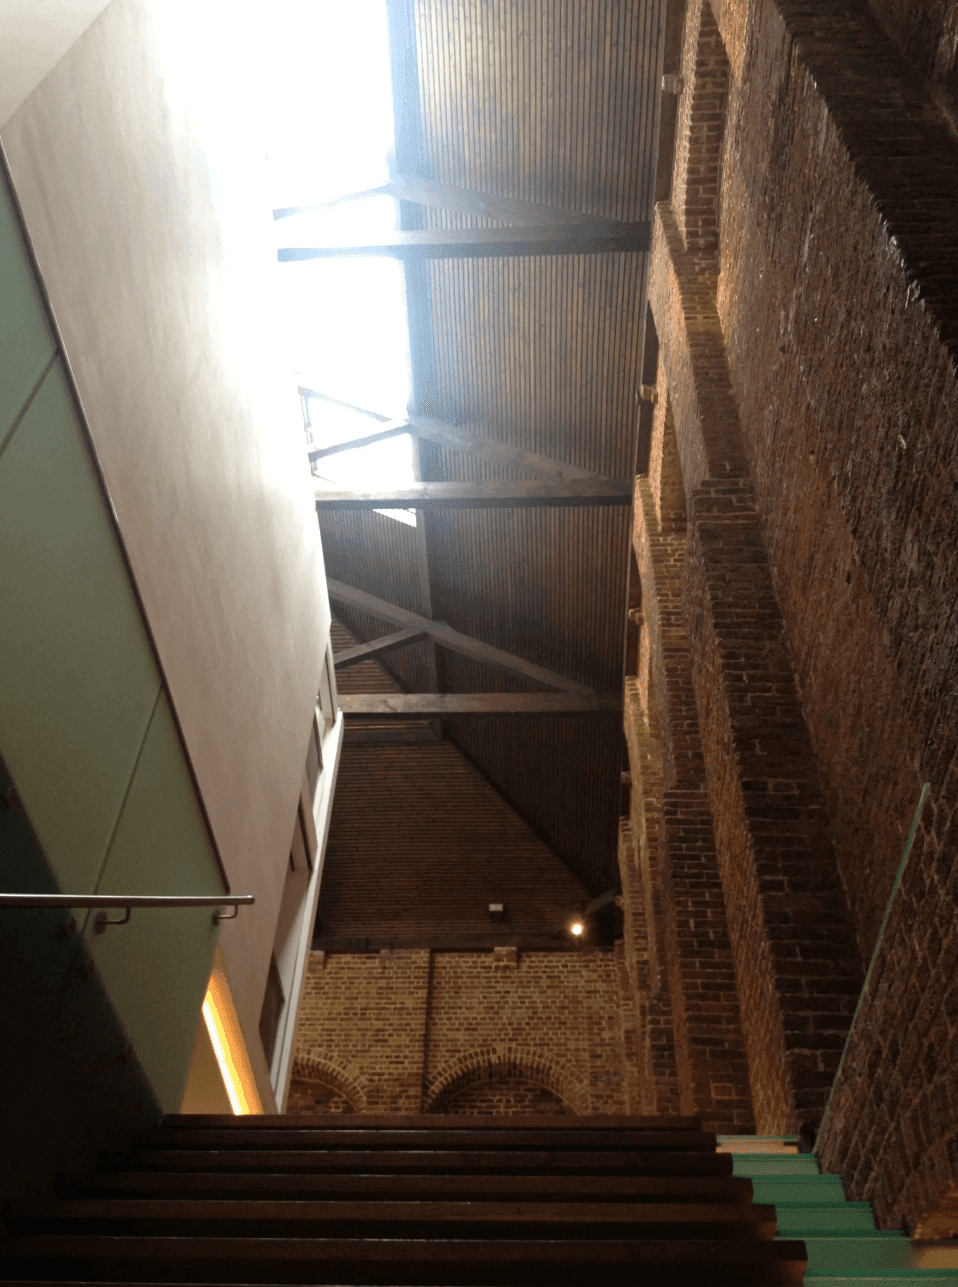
(13, 1198, 776, 1223)
(64, 1171, 755, 1199)
(160, 1114, 704, 1130)
(0, 1233, 808, 1261)
(127, 1149, 733, 1173)
(136, 1129, 716, 1151)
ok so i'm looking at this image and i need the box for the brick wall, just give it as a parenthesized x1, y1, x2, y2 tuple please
(291, 946, 630, 1114)
(317, 739, 592, 950)
(650, 0, 958, 1231)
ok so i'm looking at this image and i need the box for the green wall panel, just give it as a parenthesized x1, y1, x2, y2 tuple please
(0, 359, 161, 893)
(0, 173, 56, 441)
(88, 691, 226, 1110)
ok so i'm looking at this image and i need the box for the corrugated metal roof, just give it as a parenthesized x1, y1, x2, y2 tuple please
(318, 0, 664, 893)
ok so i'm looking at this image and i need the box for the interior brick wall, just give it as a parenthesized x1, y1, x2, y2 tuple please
(435, 1074, 571, 1115)
(291, 946, 631, 1115)
(651, 0, 958, 1231)
(316, 739, 591, 949)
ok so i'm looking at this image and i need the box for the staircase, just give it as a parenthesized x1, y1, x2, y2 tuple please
(0, 1113, 806, 1285)
(722, 1138, 958, 1287)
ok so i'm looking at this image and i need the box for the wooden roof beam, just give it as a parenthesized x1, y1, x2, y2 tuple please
(308, 417, 413, 462)
(315, 479, 633, 509)
(326, 580, 595, 695)
(279, 222, 650, 263)
(310, 412, 596, 482)
(339, 693, 622, 719)
(333, 627, 429, 670)
(275, 177, 616, 228)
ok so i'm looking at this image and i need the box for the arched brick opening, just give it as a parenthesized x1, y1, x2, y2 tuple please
(424, 1047, 589, 1115)
(288, 1054, 367, 1114)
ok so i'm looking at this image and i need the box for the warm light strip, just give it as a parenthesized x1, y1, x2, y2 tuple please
(200, 955, 263, 1115)
(202, 997, 244, 1114)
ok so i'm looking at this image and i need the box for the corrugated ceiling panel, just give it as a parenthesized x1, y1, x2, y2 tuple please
(319, 0, 664, 894)
(407, 0, 662, 891)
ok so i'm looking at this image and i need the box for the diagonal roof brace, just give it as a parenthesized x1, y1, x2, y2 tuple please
(326, 579, 596, 695)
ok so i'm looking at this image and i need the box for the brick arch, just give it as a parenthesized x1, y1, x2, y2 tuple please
(290, 1053, 367, 1112)
(424, 1046, 589, 1115)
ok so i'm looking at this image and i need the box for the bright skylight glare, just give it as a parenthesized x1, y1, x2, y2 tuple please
(266, 0, 416, 524)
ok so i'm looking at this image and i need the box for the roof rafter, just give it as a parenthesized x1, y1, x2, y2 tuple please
(279, 222, 651, 263)
(333, 627, 429, 670)
(326, 580, 595, 694)
(315, 479, 633, 509)
(339, 693, 622, 719)
(275, 175, 614, 228)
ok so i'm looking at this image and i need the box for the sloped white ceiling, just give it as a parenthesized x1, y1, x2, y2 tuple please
(0, 0, 111, 125)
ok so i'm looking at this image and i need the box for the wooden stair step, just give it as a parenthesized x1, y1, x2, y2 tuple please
(62, 1170, 755, 1203)
(9, 1197, 778, 1239)
(126, 1148, 733, 1174)
(135, 1128, 716, 1152)
(159, 1113, 705, 1131)
(0, 1234, 808, 1285)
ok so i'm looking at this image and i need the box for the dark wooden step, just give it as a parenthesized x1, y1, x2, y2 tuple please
(8, 1197, 778, 1240)
(125, 1148, 733, 1175)
(135, 1128, 716, 1152)
(160, 1113, 704, 1131)
(0, 1234, 808, 1285)
(62, 1170, 755, 1203)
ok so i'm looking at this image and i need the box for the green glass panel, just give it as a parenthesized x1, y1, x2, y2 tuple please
(0, 360, 160, 891)
(0, 171, 55, 442)
(88, 691, 226, 1111)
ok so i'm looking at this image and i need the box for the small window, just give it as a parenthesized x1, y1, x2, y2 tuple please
(259, 953, 286, 1068)
(305, 713, 323, 797)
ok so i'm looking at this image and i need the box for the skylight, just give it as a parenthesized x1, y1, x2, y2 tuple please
(268, 0, 416, 525)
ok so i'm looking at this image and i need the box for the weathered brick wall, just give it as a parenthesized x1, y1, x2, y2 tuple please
(293, 950, 431, 1113)
(425, 951, 624, 1113)
(317, 740, 592, 949)
(645, 0, 865, 1137)
(435, 1074, 571, 1115)
(291, 946, 630, 1114)
(652, 0, 958, 1231)
(857, 0, 958, 85)
(628, 453, 754, 1132)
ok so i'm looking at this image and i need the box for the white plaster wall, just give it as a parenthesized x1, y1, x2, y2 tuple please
(2, 0, 332, 1107)
(0, 1, 112, 125)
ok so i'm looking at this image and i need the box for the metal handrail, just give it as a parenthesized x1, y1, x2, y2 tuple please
(0, 893, 254, 932)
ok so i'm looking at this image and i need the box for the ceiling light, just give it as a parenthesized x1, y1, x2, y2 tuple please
(569, 920, 584, 937)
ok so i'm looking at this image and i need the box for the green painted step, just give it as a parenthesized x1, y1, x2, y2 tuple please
(734, 1154, 822, 1176)
(805, 1275, 958, 1285)
(753, 1177, 850, 1206)
(801, 1235, 911, 1270)
(722, 1139, 958, 1284)
(776, 1206, 883, 1234)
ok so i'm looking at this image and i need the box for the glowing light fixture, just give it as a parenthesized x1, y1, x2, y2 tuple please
(569, 920, 584, 937)
(201, 950, 263, 1115)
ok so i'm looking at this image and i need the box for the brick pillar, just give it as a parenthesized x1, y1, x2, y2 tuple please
(632, 429, 754, 1132)
(684, 479, 862, 1130)
(623, 677, 682, 1119)
(616, 820, 654, 1115)
(649, 199, 862, 1131)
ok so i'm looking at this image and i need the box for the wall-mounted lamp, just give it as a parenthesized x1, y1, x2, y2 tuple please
(569, 919, 585, 938)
